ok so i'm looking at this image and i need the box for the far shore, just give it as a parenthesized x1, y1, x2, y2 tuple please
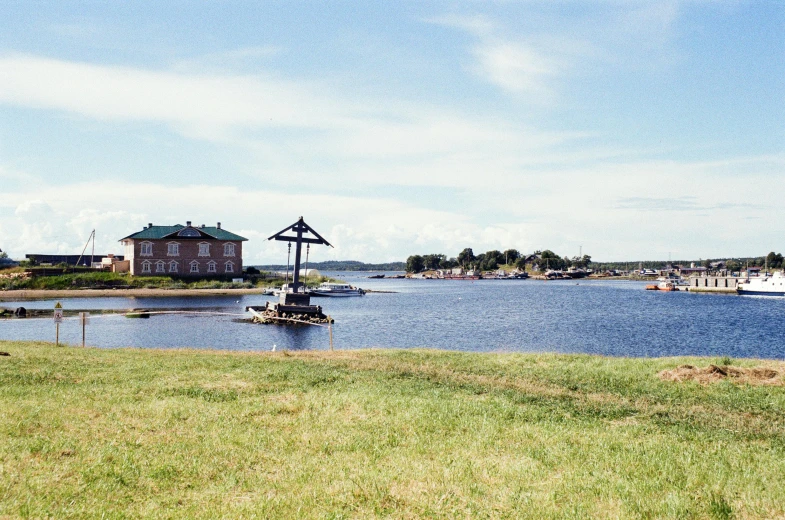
(0, 287, 270, 300)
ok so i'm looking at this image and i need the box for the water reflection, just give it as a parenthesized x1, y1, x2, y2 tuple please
(2, 273, 785, 358)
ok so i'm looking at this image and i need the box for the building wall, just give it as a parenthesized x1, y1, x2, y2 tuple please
(125, 239, 243, 277)
(688, 275, 740, 293)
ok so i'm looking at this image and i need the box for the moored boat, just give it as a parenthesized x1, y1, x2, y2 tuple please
(737, 271, 785, 296)
(310, 282, 366, 297)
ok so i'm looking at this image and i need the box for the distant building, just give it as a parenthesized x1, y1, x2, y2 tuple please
(24, 253, 124, 266)
(120, 221, 247, 277)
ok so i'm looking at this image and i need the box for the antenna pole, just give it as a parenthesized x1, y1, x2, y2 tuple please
(304, 243, 310, 289)
(285, 243, 291, 285)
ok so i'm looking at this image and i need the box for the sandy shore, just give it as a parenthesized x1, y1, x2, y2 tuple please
(0, 288, 270, 300)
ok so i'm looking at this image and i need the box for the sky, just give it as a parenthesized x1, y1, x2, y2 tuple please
(0, 1, 782, 264)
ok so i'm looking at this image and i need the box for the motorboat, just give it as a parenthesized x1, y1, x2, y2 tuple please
(272, 283, 310, 296)
(737, 271, 785, 296)
(656, 275, 689, 288)
(310, 282, 365, 297)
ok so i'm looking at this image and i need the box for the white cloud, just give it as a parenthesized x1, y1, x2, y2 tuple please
(1, 150, 783, 263)
(0, 54, 353, 135)
(471, 42, 557, 97)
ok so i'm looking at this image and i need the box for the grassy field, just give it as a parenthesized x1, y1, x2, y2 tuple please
(1, 341, 784, 519)
(0, 268, 341, 292)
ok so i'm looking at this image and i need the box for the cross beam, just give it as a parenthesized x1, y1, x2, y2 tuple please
(268, 217, 332, 292)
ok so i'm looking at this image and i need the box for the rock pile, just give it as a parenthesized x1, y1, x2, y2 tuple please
(251, 307, 333, 325)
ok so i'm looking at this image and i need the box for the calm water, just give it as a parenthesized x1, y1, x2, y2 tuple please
(2, 273, 784, 358)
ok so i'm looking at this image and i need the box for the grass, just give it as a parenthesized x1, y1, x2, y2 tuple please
(0, 268, 340, 291)
(1, 341, 784, 518)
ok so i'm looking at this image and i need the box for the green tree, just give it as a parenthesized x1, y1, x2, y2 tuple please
(440, 257, 458, 269)
(406, 255, 425, 273)
(457, 248, 475, 268)
(422, 254, 446, 271)
(481, 250, 503, 271)
(766, 252, 783, 269)
(571, 255, 592, 269)
(502, 249, 520, 264)
(539, 250, 564, 270)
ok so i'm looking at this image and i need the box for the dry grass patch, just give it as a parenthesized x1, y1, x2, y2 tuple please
(659, 364, 784, 385)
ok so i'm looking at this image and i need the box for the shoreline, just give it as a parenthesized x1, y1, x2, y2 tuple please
(0, 287, 270, 300)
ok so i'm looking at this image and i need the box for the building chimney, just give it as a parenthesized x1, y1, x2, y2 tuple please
(148, 222, 152, 228)
(217, 222, 221, 229)
(186, 221, 191, 227)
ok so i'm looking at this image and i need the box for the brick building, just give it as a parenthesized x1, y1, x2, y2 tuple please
(120, 222, 247, 277)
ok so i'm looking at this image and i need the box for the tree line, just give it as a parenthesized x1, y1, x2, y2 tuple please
(405, 248, 592, 273)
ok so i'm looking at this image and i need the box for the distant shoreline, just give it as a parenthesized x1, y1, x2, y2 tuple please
(0, 288, 270, 300)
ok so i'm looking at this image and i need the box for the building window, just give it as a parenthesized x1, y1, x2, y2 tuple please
(155, 261, 165, 273)
(225, 261, 234, 273)
(223, 243, 235, 257)
(207, 261, 217, 273)
(140, 241, 153, 256)
(190, 261, 199, 273)
(169, 261, 178, 273)
(167, 242, 179, 256)
(141, 260, 151, 273)
(198, 242, 211, 257)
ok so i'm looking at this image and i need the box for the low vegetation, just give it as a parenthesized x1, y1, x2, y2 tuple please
(0, 269, 337, 291)
(1, 342, 783, 518)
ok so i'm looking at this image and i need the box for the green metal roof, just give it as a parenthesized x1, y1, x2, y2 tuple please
(121, 225, 248, 241)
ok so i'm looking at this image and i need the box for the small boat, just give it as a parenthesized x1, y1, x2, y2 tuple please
(367, 274, 385, 279)
(271, 283, 311, 296)
(737, 271, 785, 296)
(565, 267, 588, 279)
(310, 282, 365, 297)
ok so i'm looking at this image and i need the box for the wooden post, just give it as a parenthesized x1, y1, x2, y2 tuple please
(80, 312, 86, 347)
(54, 302, 63, 346)
(328, 316, 333, 351)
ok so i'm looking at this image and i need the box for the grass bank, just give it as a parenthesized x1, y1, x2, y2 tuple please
(0, 269, 342, 297)
(1, 342, 784, 518)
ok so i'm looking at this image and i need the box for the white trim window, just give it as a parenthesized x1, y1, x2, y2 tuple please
(207, 260, 217, 273)
(169, 261, 178, 273)
(141, 260, 152, 273)
(140, 241, 153, 257)
(198, 242, 211, 257)
(223, 243, 235, 257)
(167, 242, 180, 256)
(190, 260, 199, 273)
(155, 261, 165, 273)
(225, 261, 235, 273)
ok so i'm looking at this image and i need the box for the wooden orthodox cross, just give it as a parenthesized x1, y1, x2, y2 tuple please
(268, 217, 332, 293)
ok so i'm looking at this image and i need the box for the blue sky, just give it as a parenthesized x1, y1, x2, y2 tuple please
(0, 1, 782, 263)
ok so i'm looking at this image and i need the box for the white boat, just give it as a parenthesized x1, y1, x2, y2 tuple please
(272, 283, 310, 296)
(656, 275, 689, 287)
(737, 271, 785, 296)
(310, 282, 365, 297)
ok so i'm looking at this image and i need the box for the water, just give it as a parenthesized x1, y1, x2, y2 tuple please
(2, 273, 784, 358)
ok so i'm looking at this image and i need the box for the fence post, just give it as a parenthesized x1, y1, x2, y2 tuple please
(328, 316, 333, 351)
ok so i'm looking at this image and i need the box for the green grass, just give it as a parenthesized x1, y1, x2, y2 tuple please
(0, 268, 340, 291)
(0, 271, 257, 290)
(1, 342, 784, 518)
